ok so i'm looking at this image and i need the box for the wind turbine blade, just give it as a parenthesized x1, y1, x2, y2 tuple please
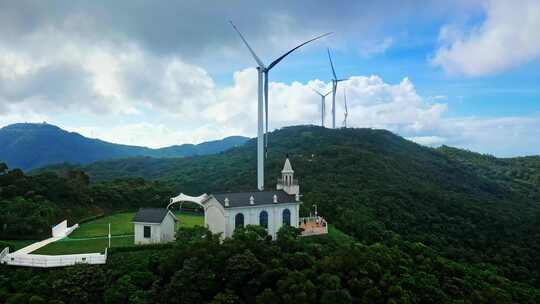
(337, 78, 348, 82)
(267, 32, 332, 71)
(311, 87, 323, 96)
(229, 21, 266, 68)
(324, 91, 331, 97)
(327, 48, 337, 80)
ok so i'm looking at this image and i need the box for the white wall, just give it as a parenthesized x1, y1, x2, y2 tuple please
(225, 203, 299, 239)
(134, 223, 161, 245)
(134, 213, 176, 245)
(51, 220, 79, 238)
(204, 199, 226, 237)
(52, 220, 67, 237)
(160, 213, 176, 242)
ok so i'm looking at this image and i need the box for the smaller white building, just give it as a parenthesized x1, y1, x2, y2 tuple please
(133, 208, 177, 245)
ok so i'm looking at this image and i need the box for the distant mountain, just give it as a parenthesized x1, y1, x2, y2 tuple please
(0, 123, 248, 170)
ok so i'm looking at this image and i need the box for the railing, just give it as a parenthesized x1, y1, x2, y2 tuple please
(3, 251, 107, 268)
(0, 247, 9, 264)
(299, 216, 328, 236)
(277, 178, 299, 186)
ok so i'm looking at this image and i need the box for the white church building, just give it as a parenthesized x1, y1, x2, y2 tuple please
(171, 158, 302, 239)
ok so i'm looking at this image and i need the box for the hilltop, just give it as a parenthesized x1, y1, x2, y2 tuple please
(0, 123, 248, 170)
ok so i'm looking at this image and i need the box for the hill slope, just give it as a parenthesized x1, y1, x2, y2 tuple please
(36, 125, 540, 286)
(0, 123, 248, 170)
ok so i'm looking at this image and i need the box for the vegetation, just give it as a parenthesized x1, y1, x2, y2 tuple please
(31, 212, 204, 255)
(2, 225, 540, 303)
(35, 125, 540, 287)
(32, 236, 134, 255)
(0, 166, 174, 240)
(2, 125, 540, 302)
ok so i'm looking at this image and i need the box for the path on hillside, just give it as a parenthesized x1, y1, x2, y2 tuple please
(12, 236, 64, 255)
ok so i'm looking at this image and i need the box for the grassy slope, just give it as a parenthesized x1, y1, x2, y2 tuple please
(32, 211, 204, 255)
(0, 240, 36, 251)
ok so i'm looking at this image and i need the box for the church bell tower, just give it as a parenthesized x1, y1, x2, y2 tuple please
(276, 157, 300, 195)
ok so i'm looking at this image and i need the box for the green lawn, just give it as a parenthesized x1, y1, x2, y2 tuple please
(70, 211, 204, 238)
(0, 239, 36, 251)
(32, 236, 134, 255)
(32, 211, 204, 255)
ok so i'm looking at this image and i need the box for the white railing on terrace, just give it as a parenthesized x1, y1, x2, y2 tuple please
(299, 216, 328, 236)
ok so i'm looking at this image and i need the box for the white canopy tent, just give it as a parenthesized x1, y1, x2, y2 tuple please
(167, 193, 208, 210)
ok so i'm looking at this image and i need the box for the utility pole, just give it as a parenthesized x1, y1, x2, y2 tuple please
(108, 223, 111, 248)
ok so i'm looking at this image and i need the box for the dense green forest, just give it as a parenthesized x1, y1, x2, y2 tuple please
(2, 225, 540, 303)
(3, 125, 540, 302)
(0, 164, 173, 239)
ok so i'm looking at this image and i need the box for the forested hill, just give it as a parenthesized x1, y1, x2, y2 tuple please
(35, 125, 540, 287)
(437, 145, 540, 198)
(0, 123, 248, 170)
(0, 126, 540, 303)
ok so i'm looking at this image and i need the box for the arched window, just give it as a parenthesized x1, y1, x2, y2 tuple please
(259, 211, 268, 229)
(282, 209, 291, 226)
(235, 213, 244, 228)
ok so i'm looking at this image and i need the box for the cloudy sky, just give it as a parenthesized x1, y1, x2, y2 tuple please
(0, 0, 539, 156)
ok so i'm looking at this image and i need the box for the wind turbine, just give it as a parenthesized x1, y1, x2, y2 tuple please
(342, 88, 348, 128)
(327, 48, 347, 129)
(311, 87, 331, 127)
(230, 21, 331, 190)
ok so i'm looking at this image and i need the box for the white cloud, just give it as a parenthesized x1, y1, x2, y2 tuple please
(360, 37, 393, 56)
(432, 0, 540, 76)
(407, 136, 447, 146)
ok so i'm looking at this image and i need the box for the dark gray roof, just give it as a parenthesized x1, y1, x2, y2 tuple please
(212, 190, 297, 208)
(133, 208, 175, 223)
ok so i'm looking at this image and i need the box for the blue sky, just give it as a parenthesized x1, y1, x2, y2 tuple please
(0, 0, 539, 156)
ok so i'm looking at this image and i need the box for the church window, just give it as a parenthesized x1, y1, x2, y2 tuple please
(235, 213, 244, 228)
(259, 211, 268, 229)
(283, 209, 291, 226)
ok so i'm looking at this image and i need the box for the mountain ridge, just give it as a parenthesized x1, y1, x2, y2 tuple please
(0, 123, 249, 171)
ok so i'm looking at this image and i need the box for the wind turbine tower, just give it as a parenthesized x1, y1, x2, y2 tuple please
(327, 48, 347, 129)
(342, 88, 349, 128)
(230, 21, 331, 190)
(311, 88, 331, 127)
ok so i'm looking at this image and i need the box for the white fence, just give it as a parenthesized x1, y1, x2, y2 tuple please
(1, 219, 106, 268)
(0, 247, 8, 263)
(2, 248, 107, 268)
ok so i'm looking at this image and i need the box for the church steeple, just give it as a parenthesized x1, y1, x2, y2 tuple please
(277, 157, 299, 195)
(281, 158, 294, 185)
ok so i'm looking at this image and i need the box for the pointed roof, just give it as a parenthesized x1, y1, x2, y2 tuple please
(282, 158, 294, 173)
(133, 208, 177, 223)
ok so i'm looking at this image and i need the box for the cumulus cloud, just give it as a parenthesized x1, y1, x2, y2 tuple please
(0, 0, 538, 156)
(432, 0, 540, 76)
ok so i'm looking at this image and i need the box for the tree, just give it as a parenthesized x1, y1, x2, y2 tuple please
(0, 162, 7, 175)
